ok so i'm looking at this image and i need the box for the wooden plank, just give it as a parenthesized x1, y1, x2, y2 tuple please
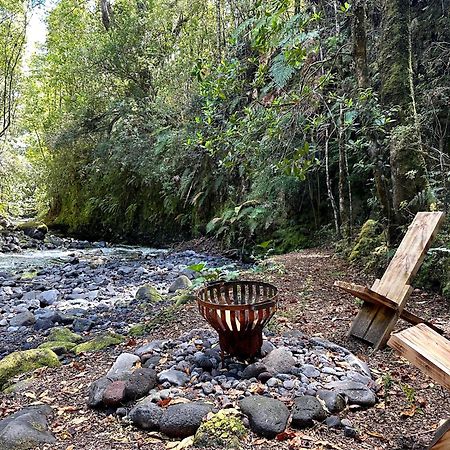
(377, 212, 445, 301)
(334, 280, 443, 334)
(429, 420, 450, 450)
(387, 324, 450, 391)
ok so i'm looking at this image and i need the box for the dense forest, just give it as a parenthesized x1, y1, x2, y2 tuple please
(1, 0, 450, 260)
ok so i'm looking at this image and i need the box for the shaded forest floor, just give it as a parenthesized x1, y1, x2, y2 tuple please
(2, 248, 449, 450)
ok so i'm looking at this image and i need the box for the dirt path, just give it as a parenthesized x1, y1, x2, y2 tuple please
(1, 248, 449, 450)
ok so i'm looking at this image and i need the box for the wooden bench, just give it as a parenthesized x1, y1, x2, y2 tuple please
(335, 211, 445, 350)
(388, 323, 450, 449)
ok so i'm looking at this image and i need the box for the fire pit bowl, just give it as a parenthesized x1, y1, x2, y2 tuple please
(197, 280, 277, 360)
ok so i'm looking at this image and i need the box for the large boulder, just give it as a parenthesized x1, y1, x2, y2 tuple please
(169, 275, 192, 293)
(0, 349, 60, 389)
(261, 347, 296, 375)
(106, 353, 140, 380)
(0, 405, 55, 449)
(239, 395, 290, 438)
(323, 381, 376, 407)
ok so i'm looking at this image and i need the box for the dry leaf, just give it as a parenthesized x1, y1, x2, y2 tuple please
(400, 405, 417, 417)
(367, 431, 386, 440)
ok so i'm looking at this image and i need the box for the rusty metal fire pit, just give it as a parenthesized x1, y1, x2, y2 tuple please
(197, 280, 277, 360)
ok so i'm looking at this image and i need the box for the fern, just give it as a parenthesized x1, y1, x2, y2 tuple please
(269, 53, 295, 89)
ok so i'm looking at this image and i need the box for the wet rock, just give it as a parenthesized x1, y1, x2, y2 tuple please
(168, 275, 192, 293)
(323, 381, 376, 407)
(9, 311, 35, 327)
(159, 402, 213, 438)
(0, 349, 60, 389)
(129, 401, 163, 430)
(124, 368, 157, 400)
(239, 395, 289, 438)
(158, 369, 189, 386)
(262, 347, 295, 375)
(0, 405, 55, 449)
(291, 395, 327, 428)
(106, 353, 140, 380)
(88, 377, 112, 408)
(103, 380, 126, 406)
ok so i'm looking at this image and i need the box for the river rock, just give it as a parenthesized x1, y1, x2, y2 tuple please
(323, 381, 376, 407)
(241, 362, 267, 380)
(9, 311, 35, 327)
(37, 290, 59, 306)
(317, 389, 346, 413)
(128, 401, 163, 430)
(157, 369, 189, 386)
(106, 353, 140, 380)
(159, 402, 213, 438)
(239, 395, 290, 438)
(124, 368, 157, 400)
(88, 377, 112, 407)
(0, 405, 55, 449)
(168, 275, 192, 293)
(103, 380, 126, 406)
(291, 396, 327, 428)
(262, 347, 295, 375)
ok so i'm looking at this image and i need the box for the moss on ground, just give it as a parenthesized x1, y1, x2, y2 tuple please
(38, 341, 77, 353)
(135, 285, 163, 303)
(0, 349, 60, 390)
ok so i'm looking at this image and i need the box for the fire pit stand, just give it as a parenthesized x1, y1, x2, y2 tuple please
(197, 280, 277, 361)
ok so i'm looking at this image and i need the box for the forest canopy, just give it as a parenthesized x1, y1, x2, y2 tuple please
(1, 0, 450, 257)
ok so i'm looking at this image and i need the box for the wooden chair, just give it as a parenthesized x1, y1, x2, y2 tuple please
(335, 211, 445, 350)
(388, 323, 450, 449)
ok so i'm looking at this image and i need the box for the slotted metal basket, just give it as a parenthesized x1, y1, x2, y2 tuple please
(197, 280, 277, 360)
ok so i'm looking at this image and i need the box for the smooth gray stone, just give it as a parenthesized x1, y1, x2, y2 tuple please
(157, 369, 189, 386)
(37, 290, 59, 306)
(239, 395, 289, 438)
(323, 381, 376, 407)
(168, 275, 192, 293)
(106, 353, 140, 380)
(291, 395, 327, 429)
(129, 401, 162, 430)
(262, 347, 295, 375)
(159, 402, 212, 438)
(0, 405, 55, 449)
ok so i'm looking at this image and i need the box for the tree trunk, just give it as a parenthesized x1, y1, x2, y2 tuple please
(352, 0, 369, 89)
(100, 0, 112, 31)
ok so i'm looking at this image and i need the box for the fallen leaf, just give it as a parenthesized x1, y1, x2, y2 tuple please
(276, 430, 297, 441)
(158, 398, 172, 407)
(400, 405, 417, 417)
(367, 431, 386, 440)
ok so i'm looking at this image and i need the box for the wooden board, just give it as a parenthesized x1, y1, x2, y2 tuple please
(387, 324, 450, 391)
(429, 420, 450, 450)
(347, 212, 445, 349)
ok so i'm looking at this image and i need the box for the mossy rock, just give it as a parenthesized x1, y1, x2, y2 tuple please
(47, 327, 83, 343)
(73, 332, 125, 355)
(38, 341, 77, 353)
(0, 349, 60, 390)
(128, 324, 146, 337)
(135, 285, 163, 303)
(172, 290, 197, 307)
(15, 220, 48, 234)
(193, 409, 247, 449)
(349, 220, 385, 263)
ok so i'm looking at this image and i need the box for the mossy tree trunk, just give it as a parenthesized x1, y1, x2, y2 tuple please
(379, 0, 429, 239)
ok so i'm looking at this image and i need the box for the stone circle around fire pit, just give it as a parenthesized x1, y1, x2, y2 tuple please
(88, 327, 378, 443)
